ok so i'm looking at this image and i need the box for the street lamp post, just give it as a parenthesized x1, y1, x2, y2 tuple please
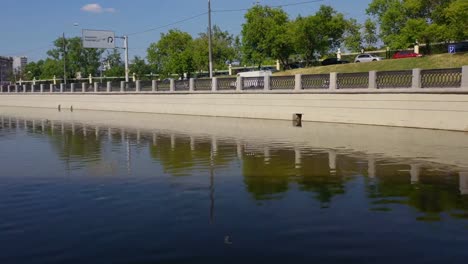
(63, 32, 67, 85)
(208, 0, 213, 78)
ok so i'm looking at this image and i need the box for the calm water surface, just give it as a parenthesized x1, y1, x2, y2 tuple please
(1, 108, 468, 264)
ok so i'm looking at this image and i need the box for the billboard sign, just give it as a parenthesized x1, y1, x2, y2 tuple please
(82, 29, 115, 49)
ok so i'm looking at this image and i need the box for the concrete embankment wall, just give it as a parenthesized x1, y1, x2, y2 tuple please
(1, 93, 468, 131)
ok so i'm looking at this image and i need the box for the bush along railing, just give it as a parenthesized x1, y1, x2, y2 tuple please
(2, 66, 467, 95)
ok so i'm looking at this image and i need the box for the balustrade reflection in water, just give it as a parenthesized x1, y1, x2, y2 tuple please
(1, 114, 468, 222)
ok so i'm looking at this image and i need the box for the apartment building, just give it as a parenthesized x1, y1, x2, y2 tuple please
(0, 56, 13, 85)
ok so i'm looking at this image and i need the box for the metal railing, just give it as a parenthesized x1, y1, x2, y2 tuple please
(125, 82, 136, 92)
(140, 81, 153, 92)
(194, 79, 212, 91)
(421, 68, 462, 88)
(217, 77, 237, 90)
(302, 74, 330, 89)
(337, 72, 369, 89)
(156, 80, 170, 91)
(2, 67, 466, 95)
(175, 80, 189, 91)
(377, 70, 413, 89)
(271, 76, 295, 90)
(96, 82, 106, 92)
(110, 81, 121, 92)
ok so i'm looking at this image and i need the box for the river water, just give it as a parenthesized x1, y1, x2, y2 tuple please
(1, 107, 468, 264)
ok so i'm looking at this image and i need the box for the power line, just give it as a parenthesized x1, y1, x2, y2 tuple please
(213, 0, 325, 13)
(126, 12, 208, 36)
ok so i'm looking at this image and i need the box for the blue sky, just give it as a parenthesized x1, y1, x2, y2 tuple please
(0, 0, 372, 62)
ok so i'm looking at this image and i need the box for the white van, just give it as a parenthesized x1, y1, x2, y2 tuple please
(237, 70, 272, 78)
(236, 70, 272, 88)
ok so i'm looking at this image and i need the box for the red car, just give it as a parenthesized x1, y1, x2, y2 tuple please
(392, 50, 423, 59)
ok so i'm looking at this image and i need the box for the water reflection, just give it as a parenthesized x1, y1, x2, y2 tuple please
(1, 109, 468, 224)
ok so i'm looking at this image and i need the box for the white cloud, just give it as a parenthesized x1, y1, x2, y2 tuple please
(81, 3, 116, 13)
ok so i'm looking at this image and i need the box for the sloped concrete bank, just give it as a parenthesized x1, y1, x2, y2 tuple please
(1, 93, 468, 131)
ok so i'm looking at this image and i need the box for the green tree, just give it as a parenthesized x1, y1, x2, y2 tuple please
(291, 5, 348, 65)
(130, 56, 151, 79)
(47, 36, 104, 78)
(367, 0, 461, 50)
(443, 0, 468, 41)
(343, 18, 363, 52)
(241, 5, 293, 68)
(23, 60, 44, 80)
(363, 18, 379, 49)
(147, 29, 194, 79)
(40, 58, 63, 79)
(192, 26, 236, 72)
(103, 49, 124, 77)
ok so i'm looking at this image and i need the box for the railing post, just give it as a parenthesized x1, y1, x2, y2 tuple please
(120, 81, 125, 92)
(462, 65, 468, 88)
(82, 83, 86, 93)
(369, 71, 377, 89)
(212, 77, 218, 92)
(236, 76, 243, 91)
(49, 84, 54, 93)
(7, 85, 10, 93)
(264, 75, 271, 91)
(107, 81, 111, 93)
(94, 82, 98, 93)
(330, 72, 337, 90)
(40, 84, 44, 93)
(23, 85, 27, 93)
(31, 85, 35, 93)
(152, 80, 157, 92)
(412, 68, 422, 89)
(170, 79, 175, 92)
(189, 78, 195, 92)
(136, 80, 141, 92)
(59, 83, 64, 93)
(294, 74, 302, 91)
(71, 83, 75, 93)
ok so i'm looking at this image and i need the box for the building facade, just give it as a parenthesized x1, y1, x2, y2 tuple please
(0, 56, 13, 85)
(13, 56, 27, 75)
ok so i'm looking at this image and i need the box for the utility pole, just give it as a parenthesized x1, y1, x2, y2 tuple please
(63, 32, 67, 84)
(208, 0, 213, 78)
(124, 36, 129, 82)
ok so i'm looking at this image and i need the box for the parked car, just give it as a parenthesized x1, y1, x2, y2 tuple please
(321, 58, 349, 66)
(354, 54, 383, 63)
(392, 50, 423, 59)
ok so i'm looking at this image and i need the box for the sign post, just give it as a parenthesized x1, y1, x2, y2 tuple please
(82, 30, 115, 49)
(448, 45, 456, 54)
(82, 29, 129, 83)
(448, 45, 456, 68)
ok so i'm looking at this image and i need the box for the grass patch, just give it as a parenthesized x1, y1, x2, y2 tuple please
(276, 52, 468, 76)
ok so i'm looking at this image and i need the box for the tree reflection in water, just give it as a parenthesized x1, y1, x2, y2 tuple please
(3, 115, 468, 222)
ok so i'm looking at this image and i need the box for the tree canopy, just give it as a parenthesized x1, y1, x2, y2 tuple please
(192, 26, 237, 72)
(147, 29, 194, 78)
(367, 0, 467, 49)
(241, 5, 293, 67)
